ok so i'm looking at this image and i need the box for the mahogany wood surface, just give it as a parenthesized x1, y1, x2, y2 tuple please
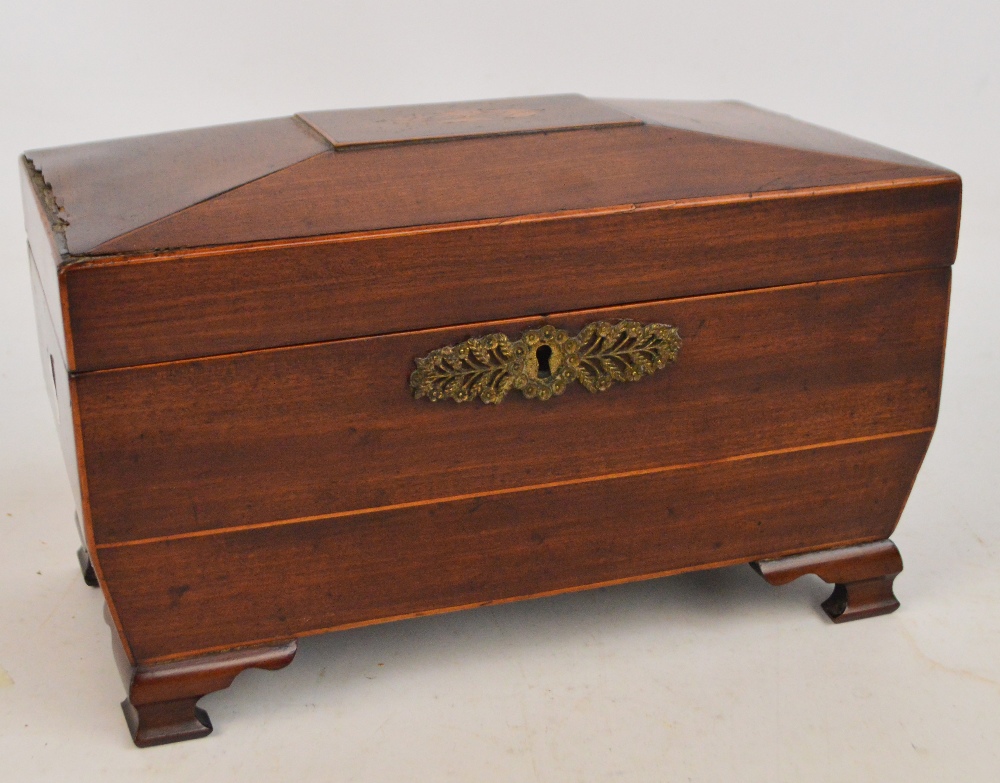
(109, 622, 297, 747)
(31, 253, 109, 602)
(28, 254, 85, 524)
(61, 180, 960, 371)
(87, 126, 947, 256)
(97, 432, 930, 662)
(752, 540, 904, 622)
(24, 117, 328, 255)
(298, 93, 641, 147)
(821, 578, 901, 622)
(22, 97, 955, 260)
(603, 99, 940, 168)
(78, 269, 948, 545)
(21, 163, 70, 366)
(18, 96, 961, 745)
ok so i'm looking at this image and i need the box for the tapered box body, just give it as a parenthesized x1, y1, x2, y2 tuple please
(22, 95, 960, 742)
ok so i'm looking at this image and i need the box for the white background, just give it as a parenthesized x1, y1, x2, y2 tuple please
(1, 2, 999, 780)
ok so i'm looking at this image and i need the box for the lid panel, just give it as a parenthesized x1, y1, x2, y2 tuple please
(603, 99, 942, 168)
(63, 180, 960, 372)
(24, 97, 954, 258)
(25, 117, 330, 255)
(20, 96, 961, 371)
(91, 124, 946, 255)
(297, 94, 642, 148)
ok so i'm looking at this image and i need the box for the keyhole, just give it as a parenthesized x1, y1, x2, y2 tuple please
(535, 345, 553, 378)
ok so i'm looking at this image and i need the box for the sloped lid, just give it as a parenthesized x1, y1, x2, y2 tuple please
(24, 94, 951, 258)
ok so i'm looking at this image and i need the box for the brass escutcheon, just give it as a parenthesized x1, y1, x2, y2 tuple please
(410, 320, 681, 404)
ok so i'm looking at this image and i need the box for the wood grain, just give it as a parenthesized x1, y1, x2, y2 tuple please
(113, 632, 297, 747)
(754, 539, 904, 586)
(77, 269, 949, 545)
(21, 161, 70, 367)
(89, 124, 948, 256)
(19, 97, 962, 745)
(33, 246, 133, 648)
(753, 540, 904, 622)
(28, 255, 83, 518)
(602, 99, 943, 168)
(62, 180, 959, 371)
(22, 98, 953, 262)
(24, 117, 329, 255)
(298, 94, 641, 147)
(97, 431, 931, 661)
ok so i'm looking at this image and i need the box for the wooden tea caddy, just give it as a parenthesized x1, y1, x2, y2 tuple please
(21, 95, 960, 746)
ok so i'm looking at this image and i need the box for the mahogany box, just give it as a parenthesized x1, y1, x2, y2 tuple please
(21, 95, 961, 746)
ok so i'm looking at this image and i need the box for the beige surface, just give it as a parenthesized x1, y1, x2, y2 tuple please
(1, 2, 998, 780)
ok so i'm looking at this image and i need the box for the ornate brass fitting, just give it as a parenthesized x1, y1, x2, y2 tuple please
(410, 320, 681, 404)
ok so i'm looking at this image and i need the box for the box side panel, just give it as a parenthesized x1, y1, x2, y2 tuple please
(76, 269, 949, 545)
(28, 212, 136, 660)
(63, 180, 961, 371)
(28, 256, 81, 517)
(97, 432, 932, 662)
(21, 160, 70, 367)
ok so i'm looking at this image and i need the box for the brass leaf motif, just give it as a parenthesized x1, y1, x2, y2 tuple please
(410, 320, 681, 404)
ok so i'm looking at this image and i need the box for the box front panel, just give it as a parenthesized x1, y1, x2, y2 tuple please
(62, 181, 959, 371)
(98, 432, 931, 661)
(76, 268, 948, 547)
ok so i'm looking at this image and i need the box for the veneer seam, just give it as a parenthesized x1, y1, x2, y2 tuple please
(137, 532, 889, 666)
(60, 174, 958, 269)
(95, 427, 933, 550)
(73, 268, 945, 376)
